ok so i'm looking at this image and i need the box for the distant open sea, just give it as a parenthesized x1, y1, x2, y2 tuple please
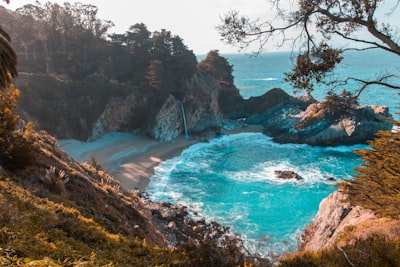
(147, 50, 400, 257)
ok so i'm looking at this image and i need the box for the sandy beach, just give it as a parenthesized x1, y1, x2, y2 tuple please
(58, 125, 263, 191)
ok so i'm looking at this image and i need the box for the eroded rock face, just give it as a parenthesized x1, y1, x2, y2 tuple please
(300, 191, 376, 251)
(90, 72, 232, 142)
(151, 95, 181, 142)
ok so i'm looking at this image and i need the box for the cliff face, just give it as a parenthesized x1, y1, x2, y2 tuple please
(90, 71, 243, 142)
(16, 69, 244, 142)
(300, 191, 377, 251)
(15, 70, 392, 146)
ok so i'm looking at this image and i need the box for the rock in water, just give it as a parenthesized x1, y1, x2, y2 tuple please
(274, 170, 303, 180)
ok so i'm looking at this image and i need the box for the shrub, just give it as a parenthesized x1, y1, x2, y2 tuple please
(40, 166, 70, 194)
(323, 89, 359, 118)
(279, 234, 400, 267)
(88, 155, 104, 171)
(0, 85, 37, 170)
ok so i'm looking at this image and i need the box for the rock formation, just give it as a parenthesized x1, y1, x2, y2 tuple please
(89, 71, 238, 142)
(249, 90, 393, 146)
(15, 67, 392, 146)
(300, 191, 377, 251)
(274, 170, 303, 180)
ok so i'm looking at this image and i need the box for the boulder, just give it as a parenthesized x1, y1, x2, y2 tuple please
(151, 95, 181, 142)
(274, 170, 303, 180)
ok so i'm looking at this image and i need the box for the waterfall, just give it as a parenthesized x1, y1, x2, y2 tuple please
(180, 102, 190, 139)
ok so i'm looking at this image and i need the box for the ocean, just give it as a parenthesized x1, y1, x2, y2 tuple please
(147, 50, 400, 257)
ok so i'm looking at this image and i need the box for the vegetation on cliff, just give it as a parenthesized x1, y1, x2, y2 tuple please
(280, 234, 400, 267)
(0, 3, 244, 141)
(340, 121, 400, 219)
(0, 121, 252, 266)
(0, 5, 254, 265)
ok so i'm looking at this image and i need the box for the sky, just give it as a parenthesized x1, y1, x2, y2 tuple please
(3, 0, 274, 54)
(3, 1, 400, 55)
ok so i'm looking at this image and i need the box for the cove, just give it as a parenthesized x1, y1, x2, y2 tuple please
(147, 132, 366, 256)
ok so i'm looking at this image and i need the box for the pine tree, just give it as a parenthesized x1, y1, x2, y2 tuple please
(197, 50, 234, 85)
(340, 120, 400, 218)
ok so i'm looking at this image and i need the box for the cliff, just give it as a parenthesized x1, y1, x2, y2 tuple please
(279, 190, 400, 266)
(299, 190, 400, 262)
(90, 71, 243, 142)
(300, 191, 377, 251)
(16, 73, 134, 140)
(16, 70, 392, 147)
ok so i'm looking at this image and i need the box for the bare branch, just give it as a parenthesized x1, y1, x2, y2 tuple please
(340, 75, 400, 98)
(333, 30, 399, 55)
(336, 245, 355, 267)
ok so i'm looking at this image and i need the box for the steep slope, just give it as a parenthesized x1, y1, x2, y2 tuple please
(0, 130, 249, 266)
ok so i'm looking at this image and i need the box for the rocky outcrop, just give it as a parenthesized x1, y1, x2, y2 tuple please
(254, 92, 393, 146)
(151, 95, 181, 142)
(300, 191, 377, 251)
(90, 71, 233, 142)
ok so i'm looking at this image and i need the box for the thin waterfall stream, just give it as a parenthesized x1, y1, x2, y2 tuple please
(180, 102, 190, 139)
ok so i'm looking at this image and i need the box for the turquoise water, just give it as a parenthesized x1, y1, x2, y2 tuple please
(148, 50, 399, 256)
(226, 50, 400, 115)
(147, 133, 366, 256)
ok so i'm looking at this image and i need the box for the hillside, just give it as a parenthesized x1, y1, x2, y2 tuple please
(0, 129, 253, 266)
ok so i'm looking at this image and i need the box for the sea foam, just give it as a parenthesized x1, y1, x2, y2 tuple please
(147, 133, 362, 256)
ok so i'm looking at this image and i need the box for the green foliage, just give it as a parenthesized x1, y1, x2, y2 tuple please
(340, 120, 400, 218)
(177, 219, 250, 267)
(323, 89, 359, 119)
(285, 43, 343, 92)
(87, 155, 104, 172)
(279, 234, 400, 267)
(6, 4, 197, 87)
(197, 50, 234, 85)
(0, 85, 37, 170)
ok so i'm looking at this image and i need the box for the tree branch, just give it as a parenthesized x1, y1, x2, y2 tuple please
(333, 30, 398, 54)
(336, 245, 355, 267)
(341, 75, 400, 97)
(311, 1, 400, 55)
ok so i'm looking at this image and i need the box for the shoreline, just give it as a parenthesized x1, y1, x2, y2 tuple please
(58, 125, 263, 192)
